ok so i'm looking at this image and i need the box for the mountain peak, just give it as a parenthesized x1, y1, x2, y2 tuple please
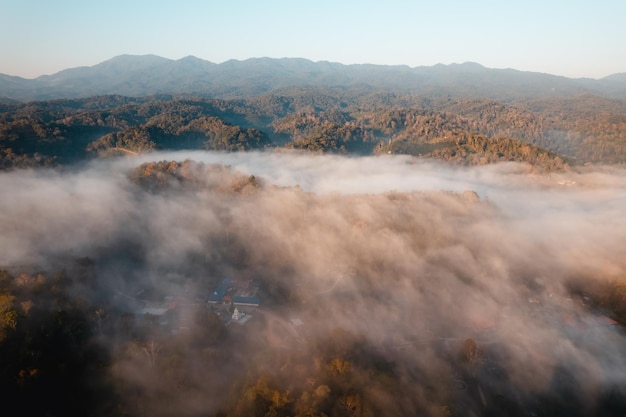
(106, 54, 171, 62)
(177, 55, 210, 63)
(97, 54, 173, 68)
(603, 72, 626, 82)
(457, 61, 485, 69)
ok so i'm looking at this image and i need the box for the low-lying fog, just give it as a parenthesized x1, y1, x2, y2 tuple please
(1, 151, 625, 416)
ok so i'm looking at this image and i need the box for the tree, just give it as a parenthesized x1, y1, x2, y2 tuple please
(460, 338, 483, 369)
(143, 339, 161, 368)
(341, 394, 362, 417)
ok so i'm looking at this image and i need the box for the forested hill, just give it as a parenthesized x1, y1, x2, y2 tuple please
(2, 91, 626, 170)
(1, 55, 626, 101)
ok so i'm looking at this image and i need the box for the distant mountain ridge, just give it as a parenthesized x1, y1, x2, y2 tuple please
(1, 54, 626, 101)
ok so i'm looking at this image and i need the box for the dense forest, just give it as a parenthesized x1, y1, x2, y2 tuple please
(2, 91, 626, 171)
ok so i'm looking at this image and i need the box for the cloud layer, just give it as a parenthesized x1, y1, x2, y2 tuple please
(1, 151, 625, 415)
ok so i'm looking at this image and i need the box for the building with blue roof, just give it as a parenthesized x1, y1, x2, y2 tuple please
(208, 277, 260, 306)
(207, 277, 234, 303)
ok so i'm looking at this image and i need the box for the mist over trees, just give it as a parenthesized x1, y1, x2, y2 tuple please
(2, 56, 626, 417)
(1, 153, 626, 417)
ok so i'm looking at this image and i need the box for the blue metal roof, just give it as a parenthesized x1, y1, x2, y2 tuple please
(208, 277, 233, 302)
(232, 295, 260, 306)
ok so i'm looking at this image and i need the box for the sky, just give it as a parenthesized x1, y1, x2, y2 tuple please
(1, 0, 625, 79)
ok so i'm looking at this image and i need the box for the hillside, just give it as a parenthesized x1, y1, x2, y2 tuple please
(2, 92, 626, 169)
(2, 55, 626, 101)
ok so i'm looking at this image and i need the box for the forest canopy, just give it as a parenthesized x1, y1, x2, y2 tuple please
(2, 92, 626, 171)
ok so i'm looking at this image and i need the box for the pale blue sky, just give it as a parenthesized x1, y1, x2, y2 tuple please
(1, 0, 624, 79)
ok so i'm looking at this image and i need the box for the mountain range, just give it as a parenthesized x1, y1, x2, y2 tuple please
(2, 54, 626, 101)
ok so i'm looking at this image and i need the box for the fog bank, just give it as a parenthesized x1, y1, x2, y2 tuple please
(1, 151, 625, 416)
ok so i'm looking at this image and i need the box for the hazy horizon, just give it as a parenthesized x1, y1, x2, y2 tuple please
(2, 0, 625, 79)
(1, 53, 622, 81)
